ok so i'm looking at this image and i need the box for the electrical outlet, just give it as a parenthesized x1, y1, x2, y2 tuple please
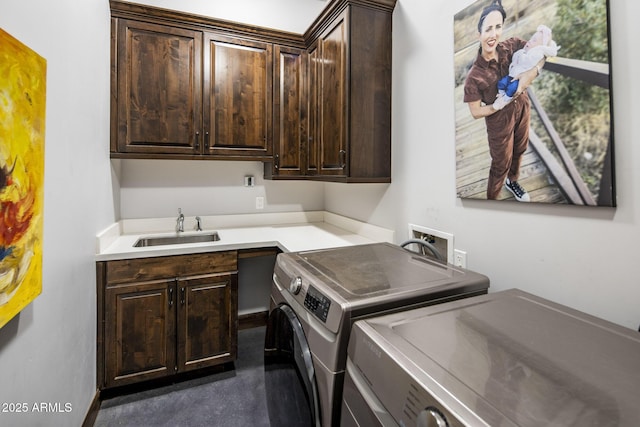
(454, 249, 467, 268)
(255, 196, 264, 210)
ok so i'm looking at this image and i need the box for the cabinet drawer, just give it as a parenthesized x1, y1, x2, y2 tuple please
(105, 251, 238, 285)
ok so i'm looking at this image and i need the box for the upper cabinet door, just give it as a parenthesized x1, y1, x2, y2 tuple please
(317, 13, 348, 176)
(270, 45, 307, 177)
(203, 34, 273, 159)
(307, 45, 319, 175)
(114, 20, 202, 155)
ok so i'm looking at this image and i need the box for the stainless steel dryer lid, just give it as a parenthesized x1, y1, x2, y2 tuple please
(357, 289, 640, 426)
(287, 242, 488, 298)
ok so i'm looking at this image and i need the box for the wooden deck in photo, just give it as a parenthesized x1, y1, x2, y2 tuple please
(454, 84, 568, 204)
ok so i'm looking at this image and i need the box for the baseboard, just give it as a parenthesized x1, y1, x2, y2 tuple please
(82, 390, 101, 427)
(239, 311, 268, 330)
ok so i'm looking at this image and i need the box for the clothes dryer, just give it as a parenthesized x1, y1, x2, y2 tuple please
(342, 288, 640, 427)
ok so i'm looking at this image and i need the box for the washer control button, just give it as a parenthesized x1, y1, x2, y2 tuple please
(417, 407, 448, 427)
(289, 276, 303, 294)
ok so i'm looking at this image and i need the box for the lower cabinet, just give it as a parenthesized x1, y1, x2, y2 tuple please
(97, 251, 238, 390)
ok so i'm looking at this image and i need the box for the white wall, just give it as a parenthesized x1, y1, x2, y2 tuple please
(132, 0, 327, 33)
(118, 160, 325, 218)
(326, 0, 640, 331)
(0, 0, 114, 425)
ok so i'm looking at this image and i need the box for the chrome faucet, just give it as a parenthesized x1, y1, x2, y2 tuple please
(195, 216, 202, 231)
(176, 208, 185, 232)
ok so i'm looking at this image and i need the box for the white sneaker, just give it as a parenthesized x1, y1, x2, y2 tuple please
(505, 178, 530, 202)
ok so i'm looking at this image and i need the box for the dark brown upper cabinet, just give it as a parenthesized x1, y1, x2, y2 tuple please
(112, 19, 203, 156)
(203, 34, 273, 158)
(313, 3, 394, 183)
(268, 45, 308, 178)
(110, 0, 396, 181)
(266, 0, 396, 182)
(110, 1, 291, 161)
(312, 11, 349, 179)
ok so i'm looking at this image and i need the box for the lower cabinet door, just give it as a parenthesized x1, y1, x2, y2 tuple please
(177, 273, 238, 372)
(104, 279, 176, 388)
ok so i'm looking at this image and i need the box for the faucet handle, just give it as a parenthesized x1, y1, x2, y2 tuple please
(195, 216, 202, 231)
(176, 208, 185, 232)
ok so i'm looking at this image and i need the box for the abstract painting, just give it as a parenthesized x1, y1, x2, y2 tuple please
(0, 28, 46, 328)
(454, 0, 615, 206)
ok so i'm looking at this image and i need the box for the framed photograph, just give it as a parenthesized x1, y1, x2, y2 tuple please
(454, 0, 615, 206)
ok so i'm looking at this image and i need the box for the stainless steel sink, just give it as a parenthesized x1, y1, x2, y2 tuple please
(133, 232, 220, 248)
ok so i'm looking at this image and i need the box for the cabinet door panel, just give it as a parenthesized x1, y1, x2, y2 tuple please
(272, 46, 307, 176)
(307, 46, 319, 174)
(116, 20, 202, 154)
(105, 280, 175, 387)
(177, 273, 238, 372)
(319, 14, 347, 175)
(346, 5, 393, 180)
(204, 35, 272, 158)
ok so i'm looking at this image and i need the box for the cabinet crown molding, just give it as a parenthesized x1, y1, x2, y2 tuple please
(304, 0, 397, 43)
(109, 0, 397, 48)
(109, 0, 305, 47)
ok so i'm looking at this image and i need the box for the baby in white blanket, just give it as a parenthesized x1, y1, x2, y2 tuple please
(494, 25, 560, 109)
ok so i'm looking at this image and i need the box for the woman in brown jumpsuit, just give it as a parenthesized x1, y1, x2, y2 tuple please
(463, 0, 545, 202)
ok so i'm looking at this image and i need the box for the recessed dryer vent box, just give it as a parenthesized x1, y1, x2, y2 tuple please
(407, 224, 454, 264)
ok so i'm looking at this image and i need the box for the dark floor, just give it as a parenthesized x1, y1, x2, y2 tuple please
(94, 327, 269, 427)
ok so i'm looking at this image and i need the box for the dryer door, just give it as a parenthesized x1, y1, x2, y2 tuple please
(264, 304, 320, 427)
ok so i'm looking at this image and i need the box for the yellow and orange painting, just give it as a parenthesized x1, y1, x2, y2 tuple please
(0, 28, 46, 329)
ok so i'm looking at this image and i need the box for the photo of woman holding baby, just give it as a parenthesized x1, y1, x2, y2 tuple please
(454, 0, 615, 206)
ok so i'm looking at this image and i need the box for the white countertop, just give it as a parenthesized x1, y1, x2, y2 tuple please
(95, 211, 395, 261)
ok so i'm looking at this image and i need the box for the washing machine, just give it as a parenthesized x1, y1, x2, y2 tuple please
(263, 242, 490, 426)
(341, 288, 640, 427)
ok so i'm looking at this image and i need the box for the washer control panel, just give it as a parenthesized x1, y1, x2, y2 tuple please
(304, 285, 331, 323)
